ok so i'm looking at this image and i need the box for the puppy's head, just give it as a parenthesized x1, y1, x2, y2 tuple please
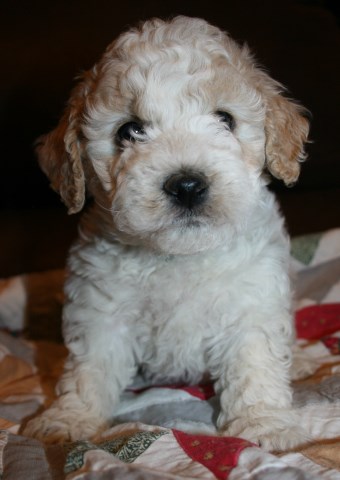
(37, 16, 309, 254)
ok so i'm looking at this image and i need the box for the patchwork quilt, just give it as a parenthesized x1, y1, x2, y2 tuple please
(0, 229, 340, 479)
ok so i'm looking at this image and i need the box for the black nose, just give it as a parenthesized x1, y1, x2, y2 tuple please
(163, 172, 208, 209)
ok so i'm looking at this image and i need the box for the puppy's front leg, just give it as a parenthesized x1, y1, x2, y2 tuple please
(214, 319, 309, 451)
(24, 301, 137, 443)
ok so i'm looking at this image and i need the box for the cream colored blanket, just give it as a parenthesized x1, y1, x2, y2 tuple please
(0, 229, 340, 479)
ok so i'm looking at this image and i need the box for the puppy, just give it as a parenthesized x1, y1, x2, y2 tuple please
(24, 16, 311, 450)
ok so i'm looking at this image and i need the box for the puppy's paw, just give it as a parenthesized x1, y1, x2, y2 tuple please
(219, 410, 310, 451)
(23, 408, 106, 444)
(290, 344, 319, 381)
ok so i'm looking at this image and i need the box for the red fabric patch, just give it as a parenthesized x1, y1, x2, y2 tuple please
(174, 383, 215, 400)
(322, 336, 340, 355)
(173, 430, 254, 479)
(295, 304, 340, 340)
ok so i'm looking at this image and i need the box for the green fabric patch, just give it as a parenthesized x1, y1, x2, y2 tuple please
(64, 429, 169, 474)
(291, 233, 322, 265)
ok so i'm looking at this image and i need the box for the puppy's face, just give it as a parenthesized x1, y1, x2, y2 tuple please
(37, 17, 309, 254)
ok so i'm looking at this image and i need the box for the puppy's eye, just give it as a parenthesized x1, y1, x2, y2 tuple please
(116, 121, 145, 146)
(216, 111, 235, 130)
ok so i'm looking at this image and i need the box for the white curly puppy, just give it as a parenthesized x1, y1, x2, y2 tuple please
(24, 16, 311, 450)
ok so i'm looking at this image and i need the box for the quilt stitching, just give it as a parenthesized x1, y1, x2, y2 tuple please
(64, 429, 169, 473)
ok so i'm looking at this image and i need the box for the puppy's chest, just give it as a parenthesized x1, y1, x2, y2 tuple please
(141, 255, 222, 326)
(134, 256, 230, 380)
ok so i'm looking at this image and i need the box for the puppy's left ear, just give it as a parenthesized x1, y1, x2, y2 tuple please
(36, 70, 95, 214)
(265, 94, 309, 185)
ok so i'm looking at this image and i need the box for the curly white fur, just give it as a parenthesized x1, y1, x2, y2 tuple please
(24, 16, 312, 450)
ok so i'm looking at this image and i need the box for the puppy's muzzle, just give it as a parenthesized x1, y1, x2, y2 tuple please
(163, 172, 208, 210)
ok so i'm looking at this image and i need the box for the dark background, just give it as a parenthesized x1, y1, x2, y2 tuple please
(1, 0, 339, 276)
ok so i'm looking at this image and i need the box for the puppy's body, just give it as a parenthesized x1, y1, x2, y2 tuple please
(24, 17, 312, 450)
(66, 192, 289, 387)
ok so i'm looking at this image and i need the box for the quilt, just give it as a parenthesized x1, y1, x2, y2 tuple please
(0, 228, 340, 479)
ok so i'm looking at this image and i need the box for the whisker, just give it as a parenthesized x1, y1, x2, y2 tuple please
(95, 200, 113, 213)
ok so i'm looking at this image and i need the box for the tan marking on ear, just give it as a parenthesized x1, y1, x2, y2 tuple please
(265, 95, 309, 185)
(36, 70, 97, 214)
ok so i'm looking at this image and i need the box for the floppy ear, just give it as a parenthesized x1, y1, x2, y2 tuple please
(225, 40, 309, 185)
(36, 71, 95, 214)
(265, 94, 309, 185)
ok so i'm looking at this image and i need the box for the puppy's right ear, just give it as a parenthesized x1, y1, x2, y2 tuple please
(36, 71, 94, 214)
